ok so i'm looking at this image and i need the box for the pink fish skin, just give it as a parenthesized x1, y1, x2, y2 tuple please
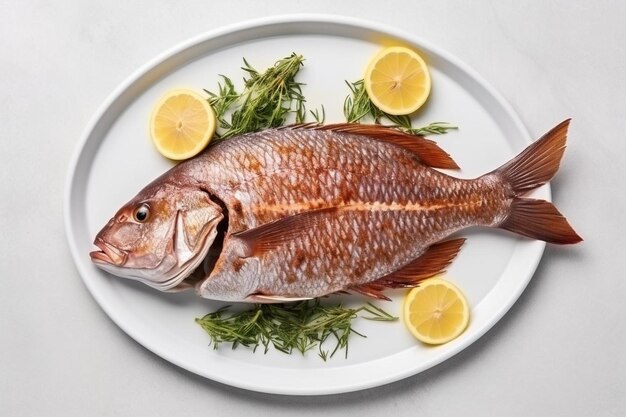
(90, 122, 581, 302)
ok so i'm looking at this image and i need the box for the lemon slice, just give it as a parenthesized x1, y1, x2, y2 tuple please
(403, 277, 469, 345)
(364, 46, 431, 115)
(149, 89, 216, 160)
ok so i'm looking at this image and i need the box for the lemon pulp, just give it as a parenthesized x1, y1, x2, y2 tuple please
(364, 46, 431, 115)
(149, 89, 216, 160)
(403, 277, 469, 345)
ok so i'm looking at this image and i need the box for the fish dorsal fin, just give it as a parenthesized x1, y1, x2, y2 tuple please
(233, 207, 338, 257)
(288, 123, 459, 169)
(349, 238, 466, 299)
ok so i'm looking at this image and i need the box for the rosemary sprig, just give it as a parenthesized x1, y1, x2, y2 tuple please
(195, 300, 397, 360)
(205, 53, 308, 139)
(404, 121, 458, 135)
(343, 79, 458, 135)
(204, 75, 238, 131)
(344, 79, 384, 123)
(309, 104, 326, 124)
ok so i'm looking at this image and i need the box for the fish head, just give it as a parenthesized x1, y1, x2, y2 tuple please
(89, 180, 224, 291)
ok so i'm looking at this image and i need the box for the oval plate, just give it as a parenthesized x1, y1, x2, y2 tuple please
(64, 15, 546, 395)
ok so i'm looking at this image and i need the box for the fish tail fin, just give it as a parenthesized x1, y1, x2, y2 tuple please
(493, 119, 582, 244)
(495, 119, 570, 194)
(500, 198, 582, 244)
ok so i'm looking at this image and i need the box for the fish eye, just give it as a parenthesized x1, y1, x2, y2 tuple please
(133, 204, 150, 223)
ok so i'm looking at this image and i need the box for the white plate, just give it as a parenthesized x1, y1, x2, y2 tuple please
(64, 15, 547, 395)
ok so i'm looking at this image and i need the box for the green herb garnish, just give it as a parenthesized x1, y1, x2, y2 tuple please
(205, 75, 239, 131)
(309, 104, 326, 124)
(343, 79, 458, 135)
(195, 300, 397, 360)
(344, 79, 382, 123)
(206, 53, 322, 139)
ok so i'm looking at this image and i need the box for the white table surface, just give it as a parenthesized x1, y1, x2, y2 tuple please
(2, 1, 625, 415)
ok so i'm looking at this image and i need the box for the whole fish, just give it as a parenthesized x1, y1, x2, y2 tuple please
(90, 122, 581, 302)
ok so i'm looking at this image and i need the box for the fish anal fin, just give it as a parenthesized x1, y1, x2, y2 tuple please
(233, 207, 338, 256)
(349, 238, 466, 299)
(349, 283, 391, 301)
(302, 123, 459, 169)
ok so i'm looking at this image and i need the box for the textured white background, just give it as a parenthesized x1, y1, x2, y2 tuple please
(1, 1, 624, 415)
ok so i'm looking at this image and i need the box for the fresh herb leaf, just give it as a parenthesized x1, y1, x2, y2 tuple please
(343, 79, 383, 123)
(204, 75, 238, 134)
(362, 302, 399, 321)
(205, 53, 311, 139)
(195, 300, 397, 360)
(310, 105, 326, 124)
(404, 121, 459, 135)
(344, 79, 458, 135)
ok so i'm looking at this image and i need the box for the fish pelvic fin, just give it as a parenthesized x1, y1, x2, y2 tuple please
(289, 123, 459, 169)
(490, 119, 582, 244)
(348, 238, 466, 300)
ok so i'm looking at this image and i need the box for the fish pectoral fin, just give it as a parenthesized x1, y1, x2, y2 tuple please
(245, 294, 314, 303)
(291, 123, 459, 169)
(348, 238, 466, 299)
(232, 207, 338, 256)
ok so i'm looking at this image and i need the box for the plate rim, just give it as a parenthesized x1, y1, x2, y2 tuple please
(64, 13, 546, 395)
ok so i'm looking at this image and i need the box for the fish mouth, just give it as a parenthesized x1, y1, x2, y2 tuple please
(90, 238, 128, 266)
